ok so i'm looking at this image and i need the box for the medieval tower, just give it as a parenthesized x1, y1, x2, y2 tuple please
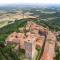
(24, 35, 36, 60)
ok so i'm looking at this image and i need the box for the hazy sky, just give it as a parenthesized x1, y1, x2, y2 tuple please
(0, 0, 60, 5)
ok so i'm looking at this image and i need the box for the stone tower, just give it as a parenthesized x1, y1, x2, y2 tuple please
(24, 35, 36, 60)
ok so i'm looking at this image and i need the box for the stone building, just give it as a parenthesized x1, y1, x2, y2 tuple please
(24, 32, 36, 59)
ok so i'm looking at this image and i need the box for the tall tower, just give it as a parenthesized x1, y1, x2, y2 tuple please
(24, 36, 36, 60)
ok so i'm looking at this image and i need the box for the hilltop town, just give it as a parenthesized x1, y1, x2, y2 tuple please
(0, 3, 60, 60)
(5, 21, 57, 60)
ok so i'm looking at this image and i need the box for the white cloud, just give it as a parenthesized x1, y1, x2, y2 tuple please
(0, 0, 60, 5)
